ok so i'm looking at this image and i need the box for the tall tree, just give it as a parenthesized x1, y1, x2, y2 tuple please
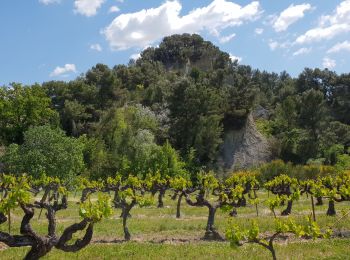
(0, 83, 58, 144)
(297, 89, 329, 161)
(2, 125, 85, 181)
(168, 79, 224, 164)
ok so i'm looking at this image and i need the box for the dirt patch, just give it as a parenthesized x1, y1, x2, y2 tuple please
(92, 230, 350, 246)
(92, 232, 211, 245)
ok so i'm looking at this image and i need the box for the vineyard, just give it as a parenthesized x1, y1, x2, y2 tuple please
(1, 0, 350, 258)
(1, 165, 350, 260)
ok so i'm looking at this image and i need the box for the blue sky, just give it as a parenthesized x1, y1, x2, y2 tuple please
(0, 0, 349, 85)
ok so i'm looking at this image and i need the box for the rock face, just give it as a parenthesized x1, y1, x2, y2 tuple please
(218, 113, 272, 171)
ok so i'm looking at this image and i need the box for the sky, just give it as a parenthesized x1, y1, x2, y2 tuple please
(0, 0, 350, 85)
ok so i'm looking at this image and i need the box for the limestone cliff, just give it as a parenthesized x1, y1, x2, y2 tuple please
(217, 113, 272, 171)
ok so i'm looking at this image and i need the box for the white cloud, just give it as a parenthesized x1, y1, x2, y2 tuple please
(296, 24, 350, 44)
(74, 0, 105, 17)
(268, 39, 292, 51)
(109, 6, 120, 13)
(103, 0, 262, 50)
(229, 53, 242, 63)
(90, 43, 102, 52)
(219, 33, 236, 43)
(327, 40, 350, 53)
(39, 0, 60, 5)
(322, 57, 336, 69)
(269, 40, 279, 50)
(296, 0, 350, 44)
(50, 64, 77, 77)
(255, 28, 264, 35)
(272, 3, 312, 32)
(292, 47, 311, 56)
(319, 0, 350, 26)
(130, 53, 141, 60)
(116, 0, 124, 3)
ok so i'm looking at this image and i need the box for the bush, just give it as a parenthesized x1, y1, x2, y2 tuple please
(258, 160, 293, 182)
(335, 154, 350, 171)
(292, 165, 337, 180)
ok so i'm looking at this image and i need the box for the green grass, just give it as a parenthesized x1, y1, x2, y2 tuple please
(2, 239, 350, 260)
(1, 191, 350, 259)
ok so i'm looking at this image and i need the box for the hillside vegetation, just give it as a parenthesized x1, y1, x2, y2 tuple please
(1, 33, 350, 260)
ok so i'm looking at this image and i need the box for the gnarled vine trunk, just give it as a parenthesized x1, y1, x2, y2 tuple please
(184, 192, 223, 241)
(281, 201, 293, 216)
(157, 189, 165, 208)
(327, 200, 336, 216)
(120, 200, 136, 240)
(0, 199, 96, 260)
(176, 193, 184, 218)
(204, 206, 222, 240)
(229, 208, 237, 217)
(316, 197, 323, 206)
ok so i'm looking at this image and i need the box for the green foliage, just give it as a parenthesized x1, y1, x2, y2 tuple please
(0, 83, 58, 144)
(226, 217, 332, 258)
(168, 78, 224, 164)
(77, 177, 105, 190)
(0, 175, 31, 213)
(335, 154, 350, 171)
(198, 170, 220, 191)
(169, 175, 192, 191)
(296, 89, 329, 162)
(148, 141, 187, 178)
(255, 119, 273, 137)
(264, 174, 300, 216)
(2, 125, 85, 181)
(225, 170, 259, 189)
(93, 105, 159, 178)
(142, 34, 231, 71)
(119, 175, 154, 207)
(79, 193, 113, 222)
(0, 34, 349, 175)
(259, 160, 293, 182)
(272, 96, 302, 161)
(295, 165, 337, 180)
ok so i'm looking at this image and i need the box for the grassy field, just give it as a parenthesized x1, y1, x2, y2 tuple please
(1, 191, 350, 259)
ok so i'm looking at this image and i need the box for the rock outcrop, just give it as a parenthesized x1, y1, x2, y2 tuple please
(217, 113, 272, 171)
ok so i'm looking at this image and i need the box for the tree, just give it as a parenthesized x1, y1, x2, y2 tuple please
(92, 104, 186, 179)
(168, 79, 224, 164)
(145, 142, 187, 208)
(141, 34, 231, 72)
(2, 125, 85, 182)
(272, 96, 301, 162)
(0, 83, 58, 144)
(296, 68, 337, 99)
(85, 63, 125, 109)
(320, 121, 350, 164)
(44, 80, 99, 136)
(94, 105, 160, 177)
(330, 79, 350, 124)
(223, 64, 256, 120)
(297, 89, 329, 162)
